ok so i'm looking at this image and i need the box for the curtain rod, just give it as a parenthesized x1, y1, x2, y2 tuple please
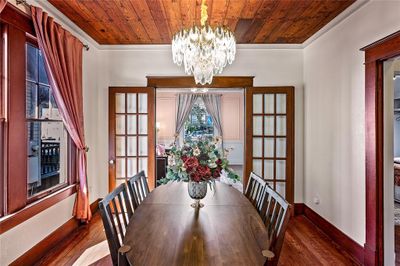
(16, 0, 90, 51)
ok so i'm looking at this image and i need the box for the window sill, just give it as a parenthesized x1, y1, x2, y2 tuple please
(0, 184, 77, 234)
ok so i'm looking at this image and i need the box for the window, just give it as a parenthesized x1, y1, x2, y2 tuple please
(0, 9, 76, 224)
(184, 98, 214, 142)
(26, 44, 68, 198)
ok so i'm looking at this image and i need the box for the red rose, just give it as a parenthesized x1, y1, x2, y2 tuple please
(181, 155, 188, 162)
(190, 172, 201, 182)
(184, 157, 199, 172)
(216, 159, 222, 165)
(212, 168, 221, 178)
(197, 165, 211, 179)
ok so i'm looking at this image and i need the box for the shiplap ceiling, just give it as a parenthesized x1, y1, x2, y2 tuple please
(48, 0, 356, 45)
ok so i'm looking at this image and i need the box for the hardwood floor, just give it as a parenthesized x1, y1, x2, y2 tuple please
(36, 212, 359, 266)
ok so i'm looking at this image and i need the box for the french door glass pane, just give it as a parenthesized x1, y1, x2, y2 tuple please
(276, 138, 286, 158)
(264, 94, 274, 114)
(127, 93, 137, 113)
(116, 93, 125, 113)
(116, 158, 126, 178)
(276, 94, 286, 114)
(127, 158, 137, 178)
(138, 115, 148, 134)
(263, 138, 274, 157)
(127, 136, 137, 156)
(252, 94, 262, 114)
(276, 182, 286, 198)
(116, 136, 126, 156)
(252, 137, 262, 157)
(253, 159, 262, 176)
(264, 160, 274, 179)
(276, 160, 286, 180)
(253, 116, 262, 135)
(138, 93, 148, 113)
(116, 115, 125, 135)
(264, 116, 274, 135)
(139, 158, 148, 173)
(138, 136, 148, 156)
(276, 115, 286, 136)
(127, 115, 137, 135)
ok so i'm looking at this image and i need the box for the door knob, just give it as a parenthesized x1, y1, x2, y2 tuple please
(109, 159, 115, 165)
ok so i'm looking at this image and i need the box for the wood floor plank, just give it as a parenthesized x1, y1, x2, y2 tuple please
(36, 212, 358, 266)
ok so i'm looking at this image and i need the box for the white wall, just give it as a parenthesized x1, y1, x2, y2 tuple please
(98, 47, 304, 202)
(303, 1, 400, 258)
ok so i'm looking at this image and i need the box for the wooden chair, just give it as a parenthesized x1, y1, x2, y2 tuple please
(126, 171, 150, 210)
(260, 185, 291, 266)
(99, 183, 133, 266)
(245, 172, 267, 214)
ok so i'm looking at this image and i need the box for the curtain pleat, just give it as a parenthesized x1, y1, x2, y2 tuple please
(0, 0, 7, 13)
(200, 94, 224, 148)
(31, 6, 91, 222)
(175, 94, 199, 143)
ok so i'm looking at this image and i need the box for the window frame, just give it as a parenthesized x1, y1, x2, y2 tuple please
(0, 3, 77, 233)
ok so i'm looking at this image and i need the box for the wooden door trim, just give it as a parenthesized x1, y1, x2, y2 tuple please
(361, 31, 400, 266)
(244, 86, 295, 204)
(108, 87, 156, 192)
(147, 76, 254, 88)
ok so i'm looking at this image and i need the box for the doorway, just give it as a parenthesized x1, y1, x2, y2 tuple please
(362, 31, 400, 265)
(107, 77, 295, 204)
(155, 88, 245, 191)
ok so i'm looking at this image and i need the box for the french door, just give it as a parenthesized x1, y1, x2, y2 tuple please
(109, 87, 155, 191)
(245, 87, 294, 203)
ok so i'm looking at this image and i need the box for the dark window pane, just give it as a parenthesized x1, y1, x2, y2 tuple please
(26, 44, 38, 82)
(27, 121, 67, 197)
(26, 81, 38, 118)
(38, 50, 49, 85)
(38, 85, 50, 119)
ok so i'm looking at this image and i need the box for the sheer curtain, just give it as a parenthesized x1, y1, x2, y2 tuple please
(201, 94, 223, 148)
(0, 0, 7, 13)
(31, 6, 91, 222)
(175, 94, 199, 144)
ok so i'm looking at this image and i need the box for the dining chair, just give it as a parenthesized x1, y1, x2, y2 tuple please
(245, 172, 267, 214)
(99, 183, 133, 266)
(260, 184, 291, 266)
(126, 171, 150, 210)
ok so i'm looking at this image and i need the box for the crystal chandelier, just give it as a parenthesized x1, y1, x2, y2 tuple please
(172, 0, 236, 85)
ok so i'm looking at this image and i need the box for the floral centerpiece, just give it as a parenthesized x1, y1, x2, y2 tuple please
(160, 137, 239, 208)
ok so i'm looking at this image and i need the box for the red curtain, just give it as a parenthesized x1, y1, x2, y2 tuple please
(31, 6, 91, 222)
(0, 0, 7, 13)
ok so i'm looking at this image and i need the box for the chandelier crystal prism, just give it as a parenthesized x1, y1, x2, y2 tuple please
(171, 0, 236, 85)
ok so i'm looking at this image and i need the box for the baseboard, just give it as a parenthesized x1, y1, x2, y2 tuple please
(10, 198, 101, 266)
(294, 203, 364, 265)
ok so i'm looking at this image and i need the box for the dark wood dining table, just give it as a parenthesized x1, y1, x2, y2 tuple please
(124, 181, 270, 266)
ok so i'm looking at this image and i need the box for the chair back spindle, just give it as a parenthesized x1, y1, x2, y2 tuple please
(99, 183, 133, 265)
(245, 172, 267, 214)
(261, 185, 291, 266)
(127, 171, 150, 210)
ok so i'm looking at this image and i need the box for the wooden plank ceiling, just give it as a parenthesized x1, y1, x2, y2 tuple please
(48, 0, 355, 45)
